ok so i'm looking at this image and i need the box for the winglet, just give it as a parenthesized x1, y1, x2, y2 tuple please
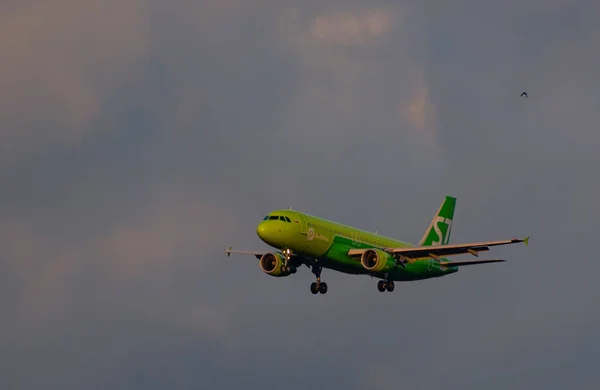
(225, 247, 232, 256)
(512, 236, 530, 245)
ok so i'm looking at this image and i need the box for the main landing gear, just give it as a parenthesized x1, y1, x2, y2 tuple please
(377, 279, 395, 292)
(309, 261, 327, 294)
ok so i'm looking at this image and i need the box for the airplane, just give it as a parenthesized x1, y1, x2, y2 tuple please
(225, 196, 529, 294)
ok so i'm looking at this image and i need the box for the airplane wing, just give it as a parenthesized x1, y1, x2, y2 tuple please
(348, 237, 529, 262)
(224, 247, 311, 268)
(224, 247, 263, 259)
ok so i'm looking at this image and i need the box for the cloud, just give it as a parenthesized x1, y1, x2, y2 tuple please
(2, 1, 600, 389)
(310, 8, 395, 45)
(272, 4, 442, 158)
(276, 6, 401, 60)
(0, 0, 150, 162)
(0, 188, 237, 388)
(396, 66, 438, 149)
(271, 5, 436, 153)
(92, 194, 237, 281)
(1, 192, 237, 325)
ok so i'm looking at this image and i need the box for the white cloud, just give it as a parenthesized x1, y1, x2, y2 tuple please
(397, 67, 439, 150)
(310, 8, 396, 45)
(273, 5, 439, 152)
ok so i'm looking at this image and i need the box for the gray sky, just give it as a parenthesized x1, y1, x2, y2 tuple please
(1, 1, 599, 389)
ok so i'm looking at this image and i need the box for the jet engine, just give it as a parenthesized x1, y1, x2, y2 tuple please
(360, 248, 395, 273)
(259, 252, 295, 277)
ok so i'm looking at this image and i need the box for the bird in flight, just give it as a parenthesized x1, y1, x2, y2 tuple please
(520, 92, 528, 98)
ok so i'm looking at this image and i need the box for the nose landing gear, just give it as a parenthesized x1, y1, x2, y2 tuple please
(281, 248, 296, 273)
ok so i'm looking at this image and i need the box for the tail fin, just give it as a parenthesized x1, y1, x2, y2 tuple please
(417, 196, 456, 246)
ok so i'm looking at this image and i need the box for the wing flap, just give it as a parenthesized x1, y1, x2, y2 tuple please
(439, 259, 506, 267)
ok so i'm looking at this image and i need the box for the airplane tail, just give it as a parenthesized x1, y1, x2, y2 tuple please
(417, 196, 456, 246)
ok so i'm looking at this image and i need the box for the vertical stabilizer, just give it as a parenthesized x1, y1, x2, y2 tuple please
(417, 196, 456, 246)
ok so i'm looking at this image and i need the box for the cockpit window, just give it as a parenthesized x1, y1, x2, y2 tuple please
(263, 215, 292, 222)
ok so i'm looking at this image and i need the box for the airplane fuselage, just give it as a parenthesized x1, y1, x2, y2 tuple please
(256, 209, 457, 282)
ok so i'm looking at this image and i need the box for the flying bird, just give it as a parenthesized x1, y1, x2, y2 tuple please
(520, 92, 528, 98)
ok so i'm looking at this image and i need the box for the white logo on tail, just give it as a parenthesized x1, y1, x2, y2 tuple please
(431, 217, 452, 245)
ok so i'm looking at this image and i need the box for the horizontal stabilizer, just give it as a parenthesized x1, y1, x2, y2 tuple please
(439, 259, 506, 267)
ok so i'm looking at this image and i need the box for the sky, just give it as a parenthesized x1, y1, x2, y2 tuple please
(1, 1, 599, 389)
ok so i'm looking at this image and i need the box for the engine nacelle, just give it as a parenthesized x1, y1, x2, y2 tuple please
(360, 248, 395, 273)
(259, 252, 292, 277)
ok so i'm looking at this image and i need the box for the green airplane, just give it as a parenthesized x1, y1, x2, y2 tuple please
(225, 196, 529, 294)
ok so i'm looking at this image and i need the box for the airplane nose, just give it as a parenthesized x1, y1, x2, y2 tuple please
(256, 222, 266, 238)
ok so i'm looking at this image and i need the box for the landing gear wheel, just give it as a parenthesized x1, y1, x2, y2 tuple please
(318, 282, 328, 294)
(309, 261, 327, 295)
(386, 281, 395, 292)
(310, 282, 319, 294)
(377, 280, 386, 292)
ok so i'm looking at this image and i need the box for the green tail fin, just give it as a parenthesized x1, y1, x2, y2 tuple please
(417, 196, 456, 246)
